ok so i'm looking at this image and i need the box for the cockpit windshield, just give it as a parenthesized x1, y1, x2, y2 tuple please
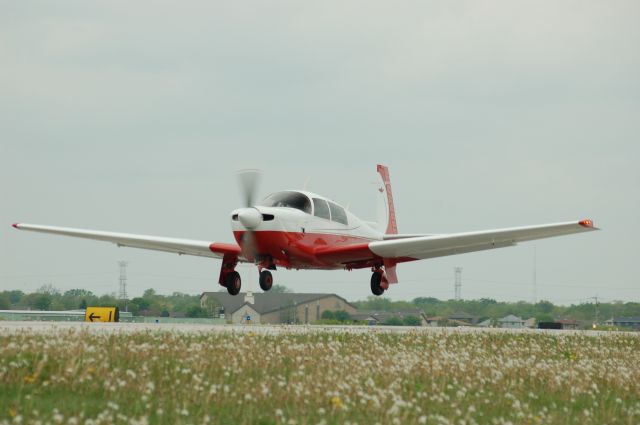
(260, 191, 312, 214)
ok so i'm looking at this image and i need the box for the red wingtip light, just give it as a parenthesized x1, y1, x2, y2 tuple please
(12, 223, 19, 229)
(579, 219, 594, 228)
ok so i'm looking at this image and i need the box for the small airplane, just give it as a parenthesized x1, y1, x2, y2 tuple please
(12, 165, 598, 296)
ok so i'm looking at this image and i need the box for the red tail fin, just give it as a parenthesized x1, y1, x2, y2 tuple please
(376, 164, 398, 235)
(377, 164, 399, 284)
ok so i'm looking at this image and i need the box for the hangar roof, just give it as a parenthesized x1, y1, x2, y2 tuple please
(200, 292, 355, 315)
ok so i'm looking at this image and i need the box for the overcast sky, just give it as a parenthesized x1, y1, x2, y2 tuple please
(1, 1, 638, 304)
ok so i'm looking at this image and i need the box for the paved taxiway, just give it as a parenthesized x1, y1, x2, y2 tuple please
(0, 321, 635, 337)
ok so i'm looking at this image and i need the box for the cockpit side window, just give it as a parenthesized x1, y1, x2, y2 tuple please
(313, 198, 330, 220)
(261, 191, 312, 214)
(328, 202, 348, 225)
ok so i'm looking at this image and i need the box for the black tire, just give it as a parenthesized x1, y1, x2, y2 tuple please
(225, 271, 241, 296)
(259, 270, 273, 291)
(370, 272, 385, 296)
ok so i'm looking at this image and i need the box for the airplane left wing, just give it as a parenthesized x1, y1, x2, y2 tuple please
(12, 223, 243, 260)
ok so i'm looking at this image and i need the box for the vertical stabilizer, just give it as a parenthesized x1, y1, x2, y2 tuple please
(376, 164, 398, 235)
(377, 164, 399, 284)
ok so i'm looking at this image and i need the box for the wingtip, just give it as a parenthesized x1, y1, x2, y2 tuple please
(578, 219, 597, 229)
(12, 223, 19, 229)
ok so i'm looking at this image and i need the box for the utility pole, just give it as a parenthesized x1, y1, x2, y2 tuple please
(454, 267, 462, 301)
(532, 246, 537, 304)
(589, 296, 599, 328)
(118, 261, 128, 312)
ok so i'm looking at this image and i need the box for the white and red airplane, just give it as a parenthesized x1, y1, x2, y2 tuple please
(12, 165, 598, 296)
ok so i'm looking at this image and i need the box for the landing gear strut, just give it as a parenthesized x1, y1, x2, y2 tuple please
(259, 270, 273, 291)
(225, 271, 241, 295)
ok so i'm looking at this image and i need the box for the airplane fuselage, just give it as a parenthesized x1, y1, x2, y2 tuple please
(230, 190, 383, 270)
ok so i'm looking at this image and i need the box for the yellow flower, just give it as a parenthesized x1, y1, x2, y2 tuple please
(330, 396, 343, 409)
(23, 375, 35, 384)
(9, 408, 17, 417)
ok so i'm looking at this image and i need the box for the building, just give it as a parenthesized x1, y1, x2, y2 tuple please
(556, 318, 579, 330)
(448, 312, 477, 325)
(200, 292, 357, 324)
(497, 314, 525, 329)
(477, 318, 493, 328)
(425, 316, 445, 327)
(604, 317, 640, 329)
(350, 310, 427, 326)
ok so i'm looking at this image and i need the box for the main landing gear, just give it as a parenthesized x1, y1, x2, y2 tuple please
(219, 259, 276, 296)
(259, 270, 273, 291)
(224, 271, 241, 296)
(370, 268, 390, 296)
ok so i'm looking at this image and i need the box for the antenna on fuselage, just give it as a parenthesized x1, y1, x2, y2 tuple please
(303, 177, 311, 191)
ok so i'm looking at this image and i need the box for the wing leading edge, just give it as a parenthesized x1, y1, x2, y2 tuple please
(12, 223, 243, 260)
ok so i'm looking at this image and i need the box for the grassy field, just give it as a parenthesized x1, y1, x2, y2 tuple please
(1, 326, 639, 424)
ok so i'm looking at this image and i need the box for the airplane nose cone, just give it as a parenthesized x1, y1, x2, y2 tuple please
(237, 208, 262, 229)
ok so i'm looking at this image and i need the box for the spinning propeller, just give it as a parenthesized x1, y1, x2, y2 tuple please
(236, 169, 263, 262)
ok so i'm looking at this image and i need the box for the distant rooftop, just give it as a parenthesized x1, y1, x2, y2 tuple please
(200, 292, 355, 315)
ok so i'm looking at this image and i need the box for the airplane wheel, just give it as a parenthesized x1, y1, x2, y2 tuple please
(225, 271, 241, 296)
(370, 272, 385, 296)
(259, 270, 273, 291)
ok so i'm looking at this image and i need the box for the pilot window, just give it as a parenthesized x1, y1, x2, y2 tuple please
(313, 198, 330, 220)
(261, 191, 312, 214)
(328, 202, 348, 225)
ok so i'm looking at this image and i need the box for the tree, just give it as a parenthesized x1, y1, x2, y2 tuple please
(64, 289, 94, 298)
(28, 293, 52, 310)
(402, 315, 422, 326)
(334, 310, 351, 322)
(7, 290, 24, 305)
(0, 293, 10, 309)
(143, 288, 157, 298)
(37, 284, 60, 296)
(186, 306, 209, 318)
(131, 297, 151, 312)
(321, 310, 335, 320)
(535, 314, 554, 323)
(383, 317, 403, 326)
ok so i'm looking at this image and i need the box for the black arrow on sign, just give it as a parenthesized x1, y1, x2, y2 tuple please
(89, 312, 101, 322)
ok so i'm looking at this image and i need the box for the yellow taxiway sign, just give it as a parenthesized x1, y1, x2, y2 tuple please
(85, 307, 119, 322)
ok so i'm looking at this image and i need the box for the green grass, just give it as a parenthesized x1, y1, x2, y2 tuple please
(1, 328, 639, 424)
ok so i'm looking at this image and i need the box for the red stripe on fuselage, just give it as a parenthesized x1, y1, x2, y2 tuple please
(233, 230, 379, 269)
